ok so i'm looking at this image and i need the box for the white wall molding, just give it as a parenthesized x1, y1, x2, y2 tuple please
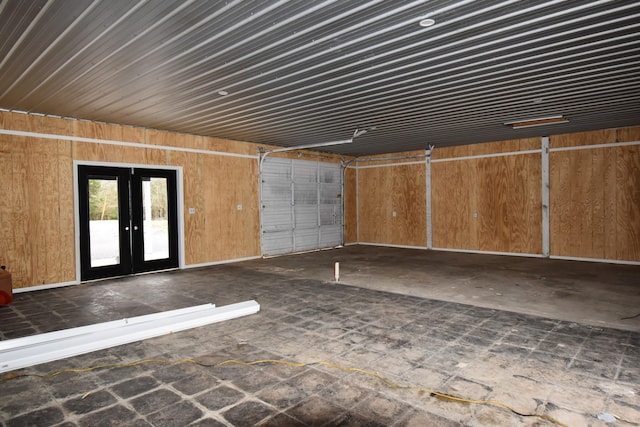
(12, 281, 80, 293)
(431, 247, 545, 258)
(550, 256, 640, 266)
(431, 149, 540, 163)
(0, 128, 259, 159)
(183, 255, 261, 269)
(549, 140, 640, 152)
(356, 160, 427, 169)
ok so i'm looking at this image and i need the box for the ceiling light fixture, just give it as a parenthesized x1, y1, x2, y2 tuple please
(504, 115, 569, 129)
(419, 18, 436, 27)
(218, 90, 229, 96)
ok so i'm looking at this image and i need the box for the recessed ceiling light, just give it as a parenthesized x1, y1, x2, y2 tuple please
(419, 18, 436, 27)
(504, 115, 569, 129)
(218, 90, 229, 96)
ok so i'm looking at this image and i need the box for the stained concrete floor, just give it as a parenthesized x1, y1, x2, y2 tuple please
(1, 246, 639, 427)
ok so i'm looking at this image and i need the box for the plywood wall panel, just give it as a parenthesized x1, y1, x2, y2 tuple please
(617, 126, 640, 142)
(432, 161, 472, 249)
(344, 167, 357, 243)
(551, 129, 616, 148)
(356, 161, 426, 247)
(550, 138, 640, 261)
(1, 111, 263, 288)
(616, 146, 640, 260)
(432, 140, 541, 254)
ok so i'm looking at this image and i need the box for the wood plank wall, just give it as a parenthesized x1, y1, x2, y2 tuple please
(354, 151, 427, 247)
(550, 127, 640, 260)
(349, 128, 640, 262)
(0, 111, 262, 288)
(431, 138, 542, 254)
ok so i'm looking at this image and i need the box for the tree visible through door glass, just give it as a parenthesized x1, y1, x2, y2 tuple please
(88, 178, 120, 267)
(142, 177, 169, 261)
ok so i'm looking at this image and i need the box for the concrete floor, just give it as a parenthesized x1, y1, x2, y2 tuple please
(1, 246, 639, 426)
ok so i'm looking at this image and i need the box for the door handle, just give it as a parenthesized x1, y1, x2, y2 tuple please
(124, 226, 130, 231)
(134, 225, 139, 231)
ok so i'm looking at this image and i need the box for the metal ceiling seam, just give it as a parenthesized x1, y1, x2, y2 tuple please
(178, 36, 632, 134)
(195, 48, 632, 137)
(48, 0, 242, 115)
(124, 0, 435, 124)
(250, 59, 640, 133)
(10, 0, 154, 108)
(96, 0, 470, 121)
(229, 54, 640, 134)
(161, 0, 611, 126)
(64, 0, 265, 115)
(84, 0, 350, 117)
(0, 0, 107, 101)
(157, 0, 548, 125)
(0, 0, 54, 71)
(72, 0, 331, 115)
(183, 10, 638, 130)
(190, 32, 640, 133)
(192, 54, 640, 138)
(231, 88, 640, 143)
(25, 0, 202, 113)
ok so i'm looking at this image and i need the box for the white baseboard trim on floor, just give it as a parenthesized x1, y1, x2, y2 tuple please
(12, 281, 80, 294)
(550, 255, 640, 266)
(431, 247, 545, 258)
(357, 242, 428, 250)
(184, 256, 262, 269)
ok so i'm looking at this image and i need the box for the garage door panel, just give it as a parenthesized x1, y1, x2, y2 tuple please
(261, 157, 342, 256)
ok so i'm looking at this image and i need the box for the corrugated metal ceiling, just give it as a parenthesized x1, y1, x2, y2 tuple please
(0, 0, 638, 156)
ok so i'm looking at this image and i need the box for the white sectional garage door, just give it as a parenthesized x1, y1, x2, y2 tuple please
(261, 157, 343, 256)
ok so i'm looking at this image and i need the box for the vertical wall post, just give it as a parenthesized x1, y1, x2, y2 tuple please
(541, 136, 550, 257)
(425, 148, 433, 249)
(356, 163, 360, 243)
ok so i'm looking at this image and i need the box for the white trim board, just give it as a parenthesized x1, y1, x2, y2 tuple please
(355, 160, 427, 169)
(549, 140, 640, 152)
(0, 128, 258, 160)
(431, 247, 546, 258)
(357, 242, 428, 250)
(431, 149, 540, 163)
(550, 255, 640, 266)
(184, 255, 262, 269)
(12, 281, 80, 294)
(0, 300, 260, 373)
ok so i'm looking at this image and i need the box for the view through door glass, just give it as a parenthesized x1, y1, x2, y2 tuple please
(142, 177, 170, 261)
(88, 177, 122, 267)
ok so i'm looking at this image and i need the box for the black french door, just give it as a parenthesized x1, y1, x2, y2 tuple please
(78, 165, 179, 281)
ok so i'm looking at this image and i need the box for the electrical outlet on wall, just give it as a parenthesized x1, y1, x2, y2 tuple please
(237, 204, 243, 211)
(392, 211, 397, 217)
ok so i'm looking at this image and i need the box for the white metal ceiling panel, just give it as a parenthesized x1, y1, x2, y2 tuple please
(0, 0, 638, 156)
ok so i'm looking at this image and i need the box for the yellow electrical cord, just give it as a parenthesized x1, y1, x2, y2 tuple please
(1, 357, 567, 427)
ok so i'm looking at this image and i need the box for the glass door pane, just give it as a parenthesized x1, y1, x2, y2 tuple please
(88, 178, 121, 267)
(142, 177, 170, 261)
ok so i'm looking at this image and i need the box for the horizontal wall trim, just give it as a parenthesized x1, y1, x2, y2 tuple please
(431, 247, 545, 258)
(356, 160, 426, 169)
(550, 255, 640, 266)
(13, 281, 80, 293)
(357, 242, 428, 250)
(431, 149, 540, 163)
(549, 140, 640, 152)
(0, 129, 259, 159)
(183, 255, 262, 269)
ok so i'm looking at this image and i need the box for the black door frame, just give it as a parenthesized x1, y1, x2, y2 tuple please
(76, 163, 182, 281)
